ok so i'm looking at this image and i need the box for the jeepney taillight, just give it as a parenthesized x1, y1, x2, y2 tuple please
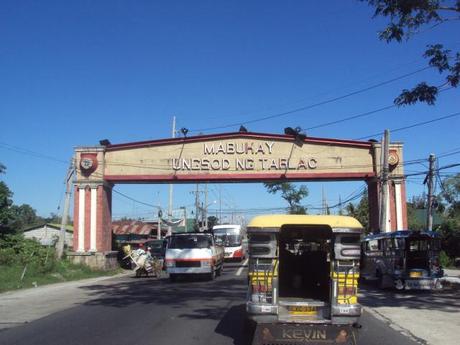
(233, 248, 243, 258)
(338, 286, 357, 296)
(251, 282, 272, 293)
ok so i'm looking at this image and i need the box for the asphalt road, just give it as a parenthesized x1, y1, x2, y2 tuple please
(0, 262, 420, 345)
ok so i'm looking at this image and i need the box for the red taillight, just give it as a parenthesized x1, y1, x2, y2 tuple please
(252, 283, 272, 293)
(233, 248, 243, 257)
(338, 286, 357, 296)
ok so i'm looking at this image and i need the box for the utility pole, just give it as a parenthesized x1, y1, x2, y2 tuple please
(425, 154, 436, 231)
(168, 116, 176, 236)
(194, 184, 200, 230)
(183, 207, 187, 232)
(219, 185, 222, 224)
(379, 130, 390, 232)
(157, 192, 163, 240)
(57, 159, 75, 259)
(204, 184, 208, 230)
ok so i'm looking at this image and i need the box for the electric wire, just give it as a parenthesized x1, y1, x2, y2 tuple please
(355, 110, 460, 140)
(189, 66, 432, 133)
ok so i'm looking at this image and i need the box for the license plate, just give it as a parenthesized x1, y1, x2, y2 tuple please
(224, 252, 231, 257)
(289, 306, 317, 316)
(406, 279, 433, 289)
(253, 324, 358, 345)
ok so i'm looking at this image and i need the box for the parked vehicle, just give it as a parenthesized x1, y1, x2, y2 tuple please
(361, 230, 443, 290)
(212, 224, 246, 261)
(165, 232, 224, 281)
(246, 215, 362, 345)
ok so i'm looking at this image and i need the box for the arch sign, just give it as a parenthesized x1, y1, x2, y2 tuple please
(71, 132, 406, 268)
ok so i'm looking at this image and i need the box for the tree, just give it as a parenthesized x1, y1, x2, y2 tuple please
(437, 173, 460, 259)
(0, 181, 14, 235)
(439, 173, 460, 217)
(207, 216, 219, 230)
(362, 0, 460, 105)
(264, 182, 309, 214)
(9, 204, 40, 232)
(345, 190, 370, 232)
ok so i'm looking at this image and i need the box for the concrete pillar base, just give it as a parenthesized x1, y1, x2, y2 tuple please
(67, 251, 119, 270)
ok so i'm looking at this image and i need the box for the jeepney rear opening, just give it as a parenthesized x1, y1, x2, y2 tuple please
(279, 225, 332, 305)
(246, 215, 362, 329)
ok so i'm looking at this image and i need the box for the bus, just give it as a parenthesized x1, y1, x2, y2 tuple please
(246, 215, 362, 344)
(361, 230, 443, 290)
(212, 224, 246, 261)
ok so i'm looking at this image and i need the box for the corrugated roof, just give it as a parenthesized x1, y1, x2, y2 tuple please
(112, 220, 157, 235)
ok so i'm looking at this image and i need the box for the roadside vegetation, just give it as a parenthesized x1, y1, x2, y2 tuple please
(0, 164, 120, 293)
(0, 234, 120, 293)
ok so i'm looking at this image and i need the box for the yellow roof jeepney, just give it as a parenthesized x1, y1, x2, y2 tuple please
(246, 215, 362, 345)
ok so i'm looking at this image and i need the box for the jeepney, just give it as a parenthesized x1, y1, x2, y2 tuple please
(246, 215, 362, 345)
(361, 230, 443, 290)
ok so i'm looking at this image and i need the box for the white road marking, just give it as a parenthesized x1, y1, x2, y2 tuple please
(236, 258, 249, 276)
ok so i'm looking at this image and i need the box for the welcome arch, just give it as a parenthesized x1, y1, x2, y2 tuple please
(71, 132, 407, 267)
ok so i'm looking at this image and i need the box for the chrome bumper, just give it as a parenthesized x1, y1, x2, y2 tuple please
(167, 267, 211, 274)
(331, 304, 362, 316)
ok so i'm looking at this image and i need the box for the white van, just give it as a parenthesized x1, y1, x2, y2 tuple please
(165, 233, 224, 281)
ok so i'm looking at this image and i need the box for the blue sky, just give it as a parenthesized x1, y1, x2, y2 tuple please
(1, 1, 458, 223)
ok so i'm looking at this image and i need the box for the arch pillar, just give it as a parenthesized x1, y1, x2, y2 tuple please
(367, 177, 407, 232)
(73, 181, 112, 253)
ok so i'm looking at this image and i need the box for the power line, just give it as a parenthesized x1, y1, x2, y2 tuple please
(0, 142, 68, 164)
(355, 110, 460, 140)
(189, 66, 431, 133)
(112, 189, 157, 208)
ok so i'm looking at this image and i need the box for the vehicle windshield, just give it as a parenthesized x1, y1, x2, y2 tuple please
(169, 235, 212, 249)
(408, 239, 429, 252)
(215, 234, 242, 247)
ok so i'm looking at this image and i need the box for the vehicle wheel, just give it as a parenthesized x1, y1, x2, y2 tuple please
(169, 273, 177, 282)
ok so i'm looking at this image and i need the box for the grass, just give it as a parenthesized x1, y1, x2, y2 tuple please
(0, 260, 122, 293)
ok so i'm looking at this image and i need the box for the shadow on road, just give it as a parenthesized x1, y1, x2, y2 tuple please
(80, 273, 247, 315)
(359, 281, 460, 313)
(214, 304, 253, 345)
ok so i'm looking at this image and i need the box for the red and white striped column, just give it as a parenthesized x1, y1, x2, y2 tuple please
(73, 183, 112, 252)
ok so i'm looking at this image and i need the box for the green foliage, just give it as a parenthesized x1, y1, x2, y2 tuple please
(264, 182, 309, 214)
(9, 204, 41, 232)
(362, 0, 460, 105)
(439, 173, 460, 217)
(345, 190, 370, 233)
(439, 250, 454, 268)
(406, 203, 426, 231)
(0, 181, 14, 234)
(207, 216, 218, 229)
(0, 234, 56, 271)
(0, 234, 120, 292)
